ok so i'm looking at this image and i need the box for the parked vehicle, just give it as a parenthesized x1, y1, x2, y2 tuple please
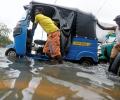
(5, 1, 98, 66)
(97, 32, 120, 76)
(98, 33, 116, 63)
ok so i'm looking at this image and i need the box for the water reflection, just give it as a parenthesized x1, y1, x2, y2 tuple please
(0, 48, 120, 100)
(0, 57, 40, 100)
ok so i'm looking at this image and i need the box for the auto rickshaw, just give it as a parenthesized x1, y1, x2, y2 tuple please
(5, 1, 98, 66)
(98, 33, 116, 63)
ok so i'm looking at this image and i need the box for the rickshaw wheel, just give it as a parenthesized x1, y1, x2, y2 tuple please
(79, 58, 93, 66)
(5, 49, 16, 58)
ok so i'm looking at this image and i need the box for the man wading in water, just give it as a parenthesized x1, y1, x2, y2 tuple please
(32, 8, 63, 64)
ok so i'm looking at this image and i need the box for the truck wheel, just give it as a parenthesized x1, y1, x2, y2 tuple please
(79, 58, 93, 66)
(5, 49, 16, 57)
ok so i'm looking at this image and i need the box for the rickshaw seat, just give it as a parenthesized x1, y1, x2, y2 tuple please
(34, 40, 46, 45)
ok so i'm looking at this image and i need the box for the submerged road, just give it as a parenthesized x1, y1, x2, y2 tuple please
(0, 48, 120, 100)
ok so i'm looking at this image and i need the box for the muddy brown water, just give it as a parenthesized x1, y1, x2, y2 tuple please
(0, 48, 120, 100)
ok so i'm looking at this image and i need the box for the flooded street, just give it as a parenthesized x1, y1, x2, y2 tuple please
(0, 48, 120, 100)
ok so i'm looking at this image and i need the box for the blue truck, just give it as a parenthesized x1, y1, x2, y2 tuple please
(5, 1, 98, 66)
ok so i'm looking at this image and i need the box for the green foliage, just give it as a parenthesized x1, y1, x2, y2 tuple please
(0, 23, 12, 47)
(0, 36, 12, 47)
(0, 23, 11, 36)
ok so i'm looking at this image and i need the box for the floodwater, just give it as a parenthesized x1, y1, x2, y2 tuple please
(0, 48, 120, 100)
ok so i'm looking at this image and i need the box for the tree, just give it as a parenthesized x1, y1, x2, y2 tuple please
(0, 23, 12, 47)
(0, 23, 11, 37)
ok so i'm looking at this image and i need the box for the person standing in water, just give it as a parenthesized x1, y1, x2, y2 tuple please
(32, 8, 63, 64)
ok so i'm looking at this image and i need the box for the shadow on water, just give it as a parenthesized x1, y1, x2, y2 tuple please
(0, 48, 120, 100)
